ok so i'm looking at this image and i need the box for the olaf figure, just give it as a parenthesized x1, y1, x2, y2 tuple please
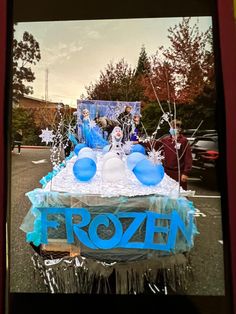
(110, 126, 124, 158)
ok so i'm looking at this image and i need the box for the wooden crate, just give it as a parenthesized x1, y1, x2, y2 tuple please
(41, 239, 80, 258)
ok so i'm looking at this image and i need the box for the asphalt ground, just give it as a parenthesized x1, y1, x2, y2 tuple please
(9, 148, 225, 295)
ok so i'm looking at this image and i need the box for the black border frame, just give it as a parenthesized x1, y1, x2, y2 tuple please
(1, 0, 235, 313)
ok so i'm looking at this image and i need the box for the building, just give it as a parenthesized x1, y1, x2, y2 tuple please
(13, 96, 77, 128)
(13, 95, 64, 109)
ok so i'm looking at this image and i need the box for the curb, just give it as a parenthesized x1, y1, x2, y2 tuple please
(21, 146, 50, 149)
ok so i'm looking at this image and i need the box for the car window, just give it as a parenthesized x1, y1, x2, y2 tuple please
(194, 140, 218, 150)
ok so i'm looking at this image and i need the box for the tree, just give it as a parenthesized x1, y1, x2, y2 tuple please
(161, 17, 214, 104)
(86, 59, 143, 101)
(11, 107, 40, 145)
(12, 31, 41, 102)
(143, 54, 176, 105)
(135, 45, 151, 76)
(132, 45, 152, 104)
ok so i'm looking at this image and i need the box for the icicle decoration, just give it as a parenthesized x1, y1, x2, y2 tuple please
(48, 103, 76, 168)
(50, 104, 64, 168)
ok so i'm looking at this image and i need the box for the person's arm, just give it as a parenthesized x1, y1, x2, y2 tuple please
(182, 140, 192, 177)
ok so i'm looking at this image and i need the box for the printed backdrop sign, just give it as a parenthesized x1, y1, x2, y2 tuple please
(77, 100, 141, 121)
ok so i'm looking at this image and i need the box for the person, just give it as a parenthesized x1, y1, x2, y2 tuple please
(117, 105, 132, 142)
(80, 108, 108, 149)
(94, 116, 119, 140)
(156, 119, 192, 190)
(12, 129, 23, 154)
(130, 114, 142, 143)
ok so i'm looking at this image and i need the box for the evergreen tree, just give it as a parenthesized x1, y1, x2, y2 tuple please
(86, 59, 143, 101)
(135, 45, 151, 76)
(12, 30, 41, 102)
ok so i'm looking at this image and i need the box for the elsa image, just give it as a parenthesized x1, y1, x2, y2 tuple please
(80, 108, 108, 148)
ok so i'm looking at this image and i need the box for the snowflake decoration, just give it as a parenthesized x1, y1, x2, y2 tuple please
(39, 128, 55, 145)
(148, 149, 164, 165)
(123, 141, 133, 154)
(89, 120, 97, 129)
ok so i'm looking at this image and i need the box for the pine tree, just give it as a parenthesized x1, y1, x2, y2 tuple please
(85, 59, 142, 101)
(135, 45, 151, 76)
(12, 30, 41, 102)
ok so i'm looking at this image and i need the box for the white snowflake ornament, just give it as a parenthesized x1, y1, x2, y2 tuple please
(39, 128, 55, 145)
(148, 149, 164, 165)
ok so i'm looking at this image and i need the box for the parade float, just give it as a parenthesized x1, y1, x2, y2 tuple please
(20, 100, 197, 294)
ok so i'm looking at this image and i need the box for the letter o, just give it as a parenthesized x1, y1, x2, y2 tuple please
(88, 213, 123, 249)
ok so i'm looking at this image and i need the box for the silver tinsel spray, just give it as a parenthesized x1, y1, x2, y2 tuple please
(31, 252, 193, 294)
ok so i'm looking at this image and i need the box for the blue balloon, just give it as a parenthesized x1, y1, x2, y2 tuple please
(102, 144, 111, 154)
(73, 157, 97, 182)
(130, 144, 146, 155)
(133, 159, 164, 186)
(74, 143, 87, 155)
(127, 152, 147, 171)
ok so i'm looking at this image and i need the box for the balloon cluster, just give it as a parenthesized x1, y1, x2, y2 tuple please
(127, 144, 164, 186)
(73, 144, 97, 182)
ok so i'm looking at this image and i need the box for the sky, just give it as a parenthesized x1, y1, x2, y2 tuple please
(14, 17, 212, 108)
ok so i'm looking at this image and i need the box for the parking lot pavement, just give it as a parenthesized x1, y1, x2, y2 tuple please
(9, 148, 226, 295)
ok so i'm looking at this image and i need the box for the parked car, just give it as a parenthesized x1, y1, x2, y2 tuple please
(182, 129, 217, 146)
(190, 135, 219, 184)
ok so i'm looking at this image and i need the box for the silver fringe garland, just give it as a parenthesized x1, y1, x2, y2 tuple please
(31, 252, 193, 294)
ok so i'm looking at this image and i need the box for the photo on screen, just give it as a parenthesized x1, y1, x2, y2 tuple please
(9, 16, 226, 296)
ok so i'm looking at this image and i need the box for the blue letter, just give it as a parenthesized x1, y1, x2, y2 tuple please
(117, 212, 146, 249)
(65, 207, 97, 249)
(41, 208, 66, 244)
(88, 213, 123, 249)
(167, 210, 194, 251)
(144, 211, 171, 251)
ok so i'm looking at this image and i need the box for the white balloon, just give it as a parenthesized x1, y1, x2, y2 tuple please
(77, 151, 97, 163)
(103, 152, 120, 164)
(78, 147, 93, 156)
(102, 157, 126, 182)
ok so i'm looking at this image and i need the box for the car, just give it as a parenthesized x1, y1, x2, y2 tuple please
(182, 129, 218, 147)
(202, 132, 218, 137)
(190, 135, 219, 184)
(182, 129, 217, 137)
